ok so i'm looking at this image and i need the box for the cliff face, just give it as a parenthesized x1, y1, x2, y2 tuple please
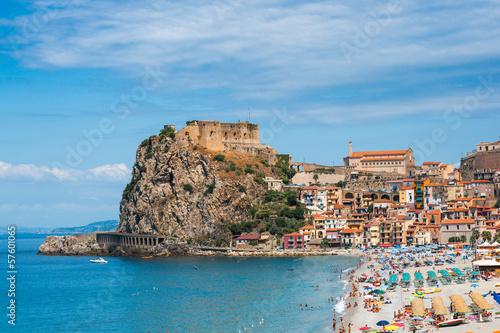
(118, 129, 276, 243)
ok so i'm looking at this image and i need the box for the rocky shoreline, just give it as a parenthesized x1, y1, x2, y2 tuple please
(37, 234, 355, 258)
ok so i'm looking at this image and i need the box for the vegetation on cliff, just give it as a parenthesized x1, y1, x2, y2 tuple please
(222, 190, 306, 240)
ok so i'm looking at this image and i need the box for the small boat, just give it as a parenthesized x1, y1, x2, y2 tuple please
(437, 318, 463, 327)
(90, 257, 108, 263)
(142, 256, 153, 259)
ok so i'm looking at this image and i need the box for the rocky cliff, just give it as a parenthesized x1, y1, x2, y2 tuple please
(117, 127, 279, 244)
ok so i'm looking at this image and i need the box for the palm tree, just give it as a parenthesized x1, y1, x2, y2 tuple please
(481, 230, 492, 242)
(313, 174, 319, 182)
(470, 230, 480, 244)
(494, 232, 500, 243)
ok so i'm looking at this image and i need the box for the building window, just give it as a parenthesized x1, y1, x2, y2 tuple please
(456, 225, 459, 230)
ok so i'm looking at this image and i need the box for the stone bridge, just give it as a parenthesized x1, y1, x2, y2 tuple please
(342, 189, 400, 204)
(95, 232, 165, 250)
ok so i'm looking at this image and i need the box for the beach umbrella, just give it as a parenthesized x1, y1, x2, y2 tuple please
(364, 286, 373, 290)
(414, 290, 424, 297)
(374, 290, 386, 294)
(470, 284, 479, 288)
(362, 329, 378, 333)
(384, 325, 399, 331)
(376, 320, 390, 326)
(423, 318, 435, 323)
(360, 327, 371, 331)
(390, 323, 404, 327)
(410, 316, 424, 320)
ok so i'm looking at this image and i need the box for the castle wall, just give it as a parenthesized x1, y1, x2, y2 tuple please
(198, 121, 223, 151)
(174, 121, 281, 164)
(461, 149, 500, 181)
(176, 121, 261, 151)
(220, 122, 260, 147)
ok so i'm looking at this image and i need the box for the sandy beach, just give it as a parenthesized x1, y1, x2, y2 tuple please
(337, 253, 500, 333)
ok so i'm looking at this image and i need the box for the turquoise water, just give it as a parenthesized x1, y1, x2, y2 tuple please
(0, 234, 360, 332)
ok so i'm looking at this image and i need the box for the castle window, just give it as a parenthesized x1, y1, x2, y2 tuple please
(210, 131, 214, 136)
(233, 133, 237, 137)
(224, 132, 228, 136)
(244, 133, 247, 137)
(185, 132, 189, 136)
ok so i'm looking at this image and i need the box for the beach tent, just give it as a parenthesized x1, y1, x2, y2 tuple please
(469, 292, 494, 310)
(411, 297, 425, 317)
(431, 297, 447, 315)
(449, 294, 472, 314)
(473, 260, 500, 267)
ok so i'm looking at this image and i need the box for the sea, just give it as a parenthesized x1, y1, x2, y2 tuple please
(0, 234, 360, 333)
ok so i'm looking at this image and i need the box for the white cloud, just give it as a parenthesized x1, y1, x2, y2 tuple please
(0, 161, 131, 182)
(3, 0, 500, 122)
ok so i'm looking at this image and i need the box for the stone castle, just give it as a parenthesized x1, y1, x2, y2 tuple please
(165, 121, 280, 164)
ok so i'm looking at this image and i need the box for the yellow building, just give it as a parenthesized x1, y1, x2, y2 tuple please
(446, 182, 465, 202)
(399, 186, 415, 205)
(369, 220, 381, 245)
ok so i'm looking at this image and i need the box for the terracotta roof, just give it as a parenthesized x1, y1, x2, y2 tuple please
(454, 198, 472, 201)
(341, 229, 356, 234)
(423, 162, 442, 165)
(425, 210, 441, 215)
(236, 235, 261, 240)
(302, 186, 318, 190)
(327, 228, 343, 232)
(284, 232, 302, 237)
(333, 205, 344, 209)
(471, 180, 493, 183)
(441, 219, 475, 224)
(350, 149, 408, 158)
(299, 225, 315, 230)
(304, 231, 312, 235)
(400, 186, 414, 190)
(360, 157, 406, 162)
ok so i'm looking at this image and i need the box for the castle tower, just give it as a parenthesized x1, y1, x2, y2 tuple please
(349, 141, 353, 157)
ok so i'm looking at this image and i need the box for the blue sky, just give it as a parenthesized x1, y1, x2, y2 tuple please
(1, 0, 500, 228)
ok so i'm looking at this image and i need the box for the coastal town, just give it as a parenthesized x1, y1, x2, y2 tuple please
(233, 138, 500, 254)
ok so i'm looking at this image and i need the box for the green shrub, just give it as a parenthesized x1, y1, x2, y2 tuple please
(193, 145, 198, 150)
(238, 185, 246, 193)
(123, 177, 140, 197)
(249, 240, 258, 246)
(159, 127, 176, 139)
(244, 166, 255, 174)
(254, 176, 266, 186)
(213, 154, 226, 162)
(183, 184, 193, 192)
(139, 139, 149, 148)
(204, 182, 216, 196)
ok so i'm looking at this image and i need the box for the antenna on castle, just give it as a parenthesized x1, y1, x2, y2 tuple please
(246, 106, 251, 123)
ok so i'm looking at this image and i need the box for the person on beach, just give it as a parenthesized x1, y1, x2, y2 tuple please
(333, 318, 336, 330)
